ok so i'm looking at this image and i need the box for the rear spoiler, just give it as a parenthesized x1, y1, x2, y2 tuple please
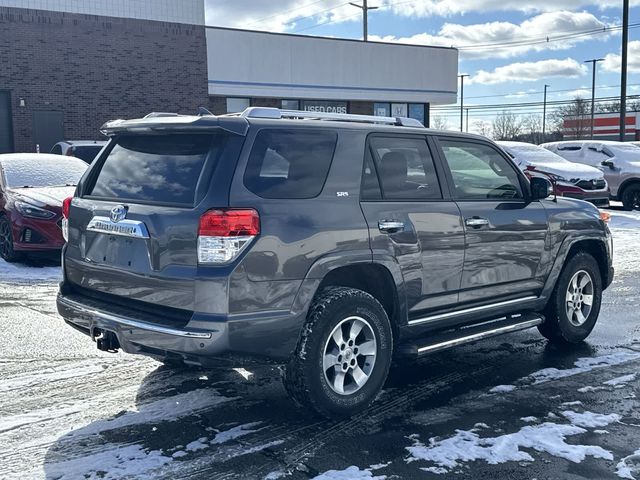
(100, 114, 249, 137)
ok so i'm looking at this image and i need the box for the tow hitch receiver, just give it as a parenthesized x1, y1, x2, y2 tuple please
(94, 329, 120, 353)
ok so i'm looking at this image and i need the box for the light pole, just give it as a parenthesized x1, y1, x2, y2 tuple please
(620, 0, 630, 141)
(585, 59, 604, 140)
(542, 84, 550, 141)
(459, 74, 469, 132)
(349, 0, 379, 41)
(466, 108, 470, 133)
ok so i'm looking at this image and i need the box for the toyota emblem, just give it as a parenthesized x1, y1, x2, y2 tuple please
(110, 205, 128, 223)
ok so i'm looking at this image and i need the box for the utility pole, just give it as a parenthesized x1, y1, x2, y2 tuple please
(349, 0, 378, 41)
(466, 108, 469, 133)
(585, 59, 604, 140)
(459, 74, 469, 132)
(620, 0, 630, 141)
(542, 84, 550, 140)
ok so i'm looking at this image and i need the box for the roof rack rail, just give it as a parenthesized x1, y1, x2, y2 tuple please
(144, 112, 181, 118)
(240, 107, 424, 128)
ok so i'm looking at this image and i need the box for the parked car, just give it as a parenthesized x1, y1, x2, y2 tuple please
(57, 108, 613, 417)
(497, 141, 609, 207)
(51, 140, 107, 164)
(542, 140, 640, 210)
(0, 154, 87, 262)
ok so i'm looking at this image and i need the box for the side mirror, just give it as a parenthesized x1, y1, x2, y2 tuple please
(530, 177, 553, 200)
(601, 160, 615, 169)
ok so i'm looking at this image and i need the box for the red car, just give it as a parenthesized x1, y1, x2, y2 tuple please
(0, 154, 87, 262)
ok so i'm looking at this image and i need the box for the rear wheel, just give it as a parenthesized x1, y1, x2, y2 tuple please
(539, 252, 602, 345)
(0, 216, 22, 263)
(283, 287, 393, 418)
(621, 184, 640, 211)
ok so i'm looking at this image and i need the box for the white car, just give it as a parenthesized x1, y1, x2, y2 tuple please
(498, 141, 609, 207)
(542, 140, 640, 210)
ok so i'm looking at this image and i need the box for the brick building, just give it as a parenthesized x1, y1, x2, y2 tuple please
(0, 0, 458, 153)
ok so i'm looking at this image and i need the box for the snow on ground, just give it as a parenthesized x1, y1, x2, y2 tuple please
(311, 465, 387, 480)
(605, 374, 637, 386)
(527, 351, 640, 385)
(609, 209, 640, 277)
(405, 410, 619, 473)
(0, 258, 60, 282)
(489, 385, 516, 393)
(43, 443, 172, 480)
(617, 447, 640, 479)
(0, 360, 106, 393)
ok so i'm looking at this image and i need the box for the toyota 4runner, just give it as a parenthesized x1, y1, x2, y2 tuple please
(57, 108, 614, 417)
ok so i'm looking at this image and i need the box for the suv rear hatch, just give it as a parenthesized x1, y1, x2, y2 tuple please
(64, 121, 246, 314)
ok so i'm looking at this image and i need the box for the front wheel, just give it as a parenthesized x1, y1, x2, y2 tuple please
(621, 184, 640, 211)
(0, 216, 22, 263)
(283, 287, 393, 418)
(539, 252, 602, 345)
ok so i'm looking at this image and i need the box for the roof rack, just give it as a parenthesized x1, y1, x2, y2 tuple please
(239, 107, 424, 128)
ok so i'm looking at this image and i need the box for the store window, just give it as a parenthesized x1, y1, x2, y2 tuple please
(391, 103, 408, 117)
(409, 104, 426, 125)
(226, 98, 250, 113)
(282, 99, 300, 110)
(374, 103, 391, 117)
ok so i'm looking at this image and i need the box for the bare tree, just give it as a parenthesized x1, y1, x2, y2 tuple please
(522, 114, 543, 144)
(431, 116, 450, 130)
(492, 111, 523, 140)
(552, 97, 590, 140)
(472, 120, 493, 138)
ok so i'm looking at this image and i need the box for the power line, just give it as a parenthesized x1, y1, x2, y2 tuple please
(432, 95, 640, 113)
(244, 1, 349, 29)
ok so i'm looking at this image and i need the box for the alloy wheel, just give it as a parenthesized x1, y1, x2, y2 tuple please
(565, 270, 594, 327)
(322, 316, 377, 396)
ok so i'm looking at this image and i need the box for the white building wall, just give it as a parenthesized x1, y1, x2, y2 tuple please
(207, 28, 458, 104)
(0, 0, 205, 25)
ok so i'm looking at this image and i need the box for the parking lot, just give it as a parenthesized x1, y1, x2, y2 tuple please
(0, 207, 637, 480)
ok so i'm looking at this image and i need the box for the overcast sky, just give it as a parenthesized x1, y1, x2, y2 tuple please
(205, 1, 640, 130)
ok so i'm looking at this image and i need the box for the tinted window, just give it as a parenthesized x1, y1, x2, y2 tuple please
(73, 145, 103, 163)
(440, 140, 523, 200)
(370, 137, 442, 200)
(89, 134, 218, 205)
(244, 129, 337, 199)
(2, 157, 87, 188)
(360, 150, 382, 200)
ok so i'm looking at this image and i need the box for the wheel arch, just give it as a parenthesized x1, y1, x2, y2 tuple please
(617, 177, 640, 200)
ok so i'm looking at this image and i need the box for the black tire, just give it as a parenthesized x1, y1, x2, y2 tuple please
(539, 252, 602, 345)
(621, 184, 640, 211)
(283, 286, 393, 418)
(0, 216, 22, 263)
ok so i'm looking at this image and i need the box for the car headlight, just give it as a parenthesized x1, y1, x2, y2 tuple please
(14, 201, 56, 219)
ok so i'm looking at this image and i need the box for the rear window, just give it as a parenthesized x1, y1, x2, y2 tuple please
(244, 129, 337, 199)
(88, 134, 219, 205)
(72, 145, 103, 163)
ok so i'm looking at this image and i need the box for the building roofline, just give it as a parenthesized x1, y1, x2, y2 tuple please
(205, 24, 458, 52)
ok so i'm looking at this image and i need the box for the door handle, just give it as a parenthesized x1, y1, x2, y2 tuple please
(378, 220, 405, 233)
(465, 217, 490, 228)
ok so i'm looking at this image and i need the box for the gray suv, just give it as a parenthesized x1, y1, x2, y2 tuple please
(57, 108, 614, 417)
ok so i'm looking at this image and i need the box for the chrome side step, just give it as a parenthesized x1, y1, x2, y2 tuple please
(401, 313, 544, 358)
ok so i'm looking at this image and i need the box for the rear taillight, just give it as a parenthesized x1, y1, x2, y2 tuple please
(61, 197, 73, 242)
(62, 197, 72, 219)
(197, 209, 260, 264)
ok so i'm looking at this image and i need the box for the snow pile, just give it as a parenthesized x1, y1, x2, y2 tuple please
(311, 466, 387, 480)
(406, 410, 620, 473)
(0, 258, 60, 282)
(528, 352, 640, 384)
(170, 422, 265, 458)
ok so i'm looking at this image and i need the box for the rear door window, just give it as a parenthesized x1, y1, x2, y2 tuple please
(244, 129, 337, 199)
(369, 136, 442, 200)
(88, 134, 221, 206)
